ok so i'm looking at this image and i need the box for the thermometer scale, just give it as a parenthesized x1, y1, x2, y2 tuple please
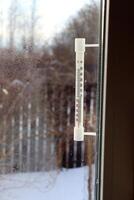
(74, 38, 99, 141)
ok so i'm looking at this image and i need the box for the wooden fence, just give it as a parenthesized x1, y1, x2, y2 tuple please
(0, 83, 96, 174)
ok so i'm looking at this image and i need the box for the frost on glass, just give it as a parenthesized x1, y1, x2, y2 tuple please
(0, 0, 100, 200)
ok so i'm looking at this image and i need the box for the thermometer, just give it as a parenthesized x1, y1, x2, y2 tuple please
(74, 38, 99, 141)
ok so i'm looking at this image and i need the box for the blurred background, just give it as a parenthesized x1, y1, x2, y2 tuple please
(0, 0, 100, 199)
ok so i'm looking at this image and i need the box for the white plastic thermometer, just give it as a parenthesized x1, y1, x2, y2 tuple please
(74, 38, 99, 141)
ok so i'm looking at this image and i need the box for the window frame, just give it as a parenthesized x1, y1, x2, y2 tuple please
(95, 0, 110, 199)
(96, 0, 134, 200)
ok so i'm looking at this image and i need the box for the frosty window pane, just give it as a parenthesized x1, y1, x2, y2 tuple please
(0, 0, 102, 200)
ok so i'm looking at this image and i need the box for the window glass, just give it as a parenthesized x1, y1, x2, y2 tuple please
(0, 0, 102, 200)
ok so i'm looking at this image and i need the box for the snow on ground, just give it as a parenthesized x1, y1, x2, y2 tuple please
(0, 167, 90, 200)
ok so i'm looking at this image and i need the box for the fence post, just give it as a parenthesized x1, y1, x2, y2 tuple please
(27, 102, 32, 171)
(35, 101, 39, 171)
(11, 117, 15, 173)
(19, 105, 23, 171)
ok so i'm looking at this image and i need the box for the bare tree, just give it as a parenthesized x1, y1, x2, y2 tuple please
(50, 2, 100, 85)
(0, 10, 3, 47)
(28, 0, 37, 53)
(8, 0, 19, 50)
